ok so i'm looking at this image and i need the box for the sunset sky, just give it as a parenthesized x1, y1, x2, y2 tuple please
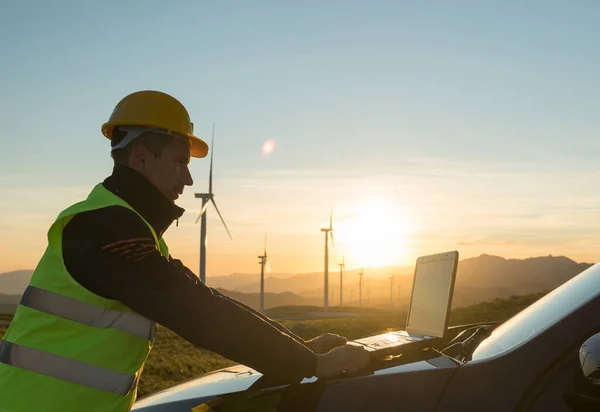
(1, 2, 599, 278)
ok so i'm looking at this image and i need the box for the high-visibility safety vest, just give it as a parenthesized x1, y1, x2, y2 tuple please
(0, 183, 169, 412)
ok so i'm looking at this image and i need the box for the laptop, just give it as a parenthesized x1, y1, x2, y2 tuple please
(350, 250, 459, 359)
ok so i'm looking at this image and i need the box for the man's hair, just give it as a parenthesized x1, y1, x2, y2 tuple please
(111, 129, 174, 165)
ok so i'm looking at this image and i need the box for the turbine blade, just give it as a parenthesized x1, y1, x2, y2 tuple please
(266, 259, 271, 273)
(211, 198, 233, 240)
(329, 204, 333, 230)
(209, 123, 215, 195)
(264, 233, 268, 255)
(330, 231, 335, 247)
(194, 199, 210, 224)
(201, 200, 210, 215)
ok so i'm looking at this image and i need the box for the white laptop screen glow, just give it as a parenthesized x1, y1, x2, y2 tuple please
(406, 257, 455, 337)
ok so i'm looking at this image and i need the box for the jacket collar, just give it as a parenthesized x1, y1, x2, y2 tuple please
(102, 164, 185, 237)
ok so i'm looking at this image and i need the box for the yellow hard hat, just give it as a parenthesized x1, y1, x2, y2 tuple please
(102, 90, 209, 158)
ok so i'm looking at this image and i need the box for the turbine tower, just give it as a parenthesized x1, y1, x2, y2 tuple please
(338, 256, 345, 306)
(320, 206, 334, 313)
(358, 268, 364, 307)
(257, 234, 270, 313)
(194, 124, 233, 283)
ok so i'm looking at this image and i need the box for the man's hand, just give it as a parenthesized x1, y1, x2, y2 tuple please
(315, 344, 370, 379)
(305, 333, 348, 354)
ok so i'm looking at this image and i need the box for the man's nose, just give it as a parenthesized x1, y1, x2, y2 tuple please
(183, 166, 193, 186)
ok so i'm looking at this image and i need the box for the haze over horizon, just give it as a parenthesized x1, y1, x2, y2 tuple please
(2, 2, 599, 276)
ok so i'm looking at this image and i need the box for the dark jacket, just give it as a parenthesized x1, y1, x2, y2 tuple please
(62, 164, 316, 381)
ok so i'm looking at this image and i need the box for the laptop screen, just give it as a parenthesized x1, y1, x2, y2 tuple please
(406, 253, 457, 337)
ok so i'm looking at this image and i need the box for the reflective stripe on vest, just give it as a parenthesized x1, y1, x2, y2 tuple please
(21, 286, 156, 341)
(0, 341, 136, 395)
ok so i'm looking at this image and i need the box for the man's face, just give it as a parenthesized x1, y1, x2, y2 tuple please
(134, 137, 194, 202)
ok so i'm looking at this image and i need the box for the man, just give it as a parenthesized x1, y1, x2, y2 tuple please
(0, 91, 370, 412)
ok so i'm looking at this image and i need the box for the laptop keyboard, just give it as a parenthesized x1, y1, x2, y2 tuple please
(353, 332, 413, 350)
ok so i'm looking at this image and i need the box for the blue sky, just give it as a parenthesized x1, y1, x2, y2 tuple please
(1, 1, 599, 277)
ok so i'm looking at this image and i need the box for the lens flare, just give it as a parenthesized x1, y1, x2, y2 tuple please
(261, 140, 276, 155)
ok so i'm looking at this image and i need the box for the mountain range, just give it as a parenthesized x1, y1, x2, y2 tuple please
(0, 254, 594, 313)
(205, 254, 592, 307)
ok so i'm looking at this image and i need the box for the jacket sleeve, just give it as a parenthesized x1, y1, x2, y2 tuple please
(62, 206, 316, 381)
(169, 258, 308, 345)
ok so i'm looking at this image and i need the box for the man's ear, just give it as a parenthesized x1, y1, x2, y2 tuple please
(129, 145, 148, 170)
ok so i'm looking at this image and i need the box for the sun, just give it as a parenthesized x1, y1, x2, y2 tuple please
(336, 201, 412, 268)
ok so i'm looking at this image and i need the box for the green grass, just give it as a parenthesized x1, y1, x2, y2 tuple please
(1, 293, 547, 398)
(449, 293, 545, 325)
(266, 305, 393, 317)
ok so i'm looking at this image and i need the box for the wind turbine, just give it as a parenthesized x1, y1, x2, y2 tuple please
(358, 268, 364, 307)
(389, 275, 395, 306)
(338, 256, 345, 307)
(320, 206, 334, 313)
(257, 234, 270, 313)
(194, 123, 233, 284)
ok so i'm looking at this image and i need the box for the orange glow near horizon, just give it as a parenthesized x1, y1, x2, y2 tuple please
(337, 200, 413, 268)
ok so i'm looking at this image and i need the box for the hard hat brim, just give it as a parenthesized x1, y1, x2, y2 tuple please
(188, 134, 209, 158)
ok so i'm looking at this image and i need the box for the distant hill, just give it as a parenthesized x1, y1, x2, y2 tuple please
(207, 255, 594, 308)
(0, 294, 21, 314)
(452, 255, 592, 306)
(0, 270, 33, 295)
(208, 265, 414, 294)
(456, 254, 590, 291)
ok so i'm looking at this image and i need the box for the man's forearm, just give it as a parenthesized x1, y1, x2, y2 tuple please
(212, 288, 306, 344)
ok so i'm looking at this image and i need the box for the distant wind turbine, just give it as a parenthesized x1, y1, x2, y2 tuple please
(194, 123, 233, 284)
(358, 268, 364, 307)
(257, 234, 271, 313)
(320, 206, 334, 313)
(338, 256, 345, 307)
(389, 275, 395, 306)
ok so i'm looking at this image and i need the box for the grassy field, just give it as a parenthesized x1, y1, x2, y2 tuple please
(0, 292, 545, 398)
